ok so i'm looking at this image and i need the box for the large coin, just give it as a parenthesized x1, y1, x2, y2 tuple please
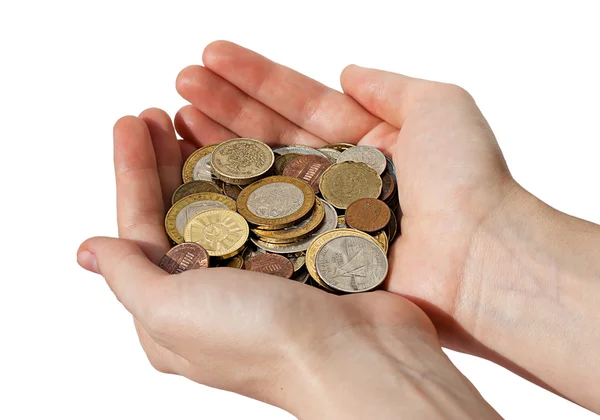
(171, 180, 222, 205)
(158, 243, 209, 274)
(315, 235, 388, 293)
(211, 138, 274, 185)
(165, 193, 237, 244)
(182, 145, 218, 183)
(273, 153, 301, 175)
(345, 198, 391, 233)
(183, 209, 249, 259)
(319, 162, 382, 209)
(282, 155, 331, 194)
(337, 145, 387, 175)
(243, 254, 294, 279)
(237, 176, 315, 229)
(317, 147, 342, 163)
(272, 145, 328, 159)
(252, 198, 325, 243)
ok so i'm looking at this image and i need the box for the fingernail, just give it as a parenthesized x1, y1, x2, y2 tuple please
(77, 250, 99, 274)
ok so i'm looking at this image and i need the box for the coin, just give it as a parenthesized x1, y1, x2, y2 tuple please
(182, 144, 218, 183)
(183, 209, 249, 259)
(237, 176, 315, 229)
(385, 155, 397, 180)
(272, 145, 328, 159)
(225, 255, 244, 269)
(373, 230, 389, 254)
(221, 182, 244, 201)
(282, 155, 331, 194)
(317, 147, 342, 163)
(165, 193, 237, 244)
(379, 173, 395, 202)
(345, 198, 391, 233)
(252, 198, 325, 243)
(273, 153, 301, 175)
(211, 138, 275, 185)
(319, 162, 382, 209)
(387, 207, 398, 242)
(171, 180, 222, 205)
(291, 268, 311, 284)
(243, 254, 294, 279)
(315, 235, 388, 293)
(337, 215, 347, 229)
(327, 143, 356, 151)
(289, 254, 306, 272)
(158, 243, 209, 274)
(337, 145, 387, 175)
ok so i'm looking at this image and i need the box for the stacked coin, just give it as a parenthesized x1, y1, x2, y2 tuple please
(160, 138, 400, 294)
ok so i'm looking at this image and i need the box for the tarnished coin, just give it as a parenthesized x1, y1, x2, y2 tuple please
(237, 176, 315, 229)
(319, 162, 382, 209)
(387, 208, 398, 243)
(373, 230, 389, 254)
(327, 143, 356, 151)
(182, 145, 218, 183)
(226, 255, 244, 269)
(252, 198, 325, 243)
(379, 173, 396, 202)
(345, 198, 391, 233)
(273, 153, 301, 175)
(317, 147, 342, 163)
(272, 145, 328, 159)
(158, 243, 209, 274)
(337, 145, 387, 175)
(183, 209, 249, 259)
(385, 156, 397, 180)
(243, 254, 294, 279)
(221, 182, 244, 201)
(282, 155, 331, 194)
(165, 193, 237, 244)
(172, 180, 222, 205)
(211, 138, 275, 185)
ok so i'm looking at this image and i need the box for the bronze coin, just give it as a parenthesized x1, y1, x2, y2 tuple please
(243, 254, 294, 279)
(345, 198, 391, 233)
(379, 173, 396, 202)
(221, 182, 244, 201)
(273, 153, 301, 175)
(282, 155, 332, 194)
(158, 243, 209, 274)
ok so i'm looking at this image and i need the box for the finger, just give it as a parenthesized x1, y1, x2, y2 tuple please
(174, 105, 237, 147)
(202, 41, 380, 143)
(176, 65, 327, 148)
(179, 138, 198, 161)
(139, 108, 183, 210)
(113, 116, 170, 262)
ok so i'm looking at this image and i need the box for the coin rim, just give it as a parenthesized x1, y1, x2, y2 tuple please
(182, 145, 218, 183)
(171, 180, 223, 205)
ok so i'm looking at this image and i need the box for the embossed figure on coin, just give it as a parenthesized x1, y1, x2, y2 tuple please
(159, 243, 209, 274)
(247, 182, 304, 219)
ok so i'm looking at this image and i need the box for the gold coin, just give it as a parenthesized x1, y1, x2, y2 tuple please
(252, 198, 325, 243)
(182, 145, 218, 183)
(211, 138, 275, 185)
(273, 153, 301, 175)
(165, 193, 237, 244)
(337, 215, 347, 229)
(171, 180, 222, 205)
(237, 176, 316, 230)
(306, 228, 380, 290)
(289, 255, 306, 272)
(319, 162, 382, 209)
(372, 230, 389, 254)
(183, 209, 249, 259)
(226, 255, 244, 269)
(327, 143, 356, 151)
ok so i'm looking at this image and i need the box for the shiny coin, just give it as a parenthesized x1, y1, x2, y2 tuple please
(183, 209, 249, 259)
(158, 243, 209, 274)
(182, 145, 218, 183)
(345, 198, 391, 233)
(316, 235, 388, 293)
(252, 198, 325, 243)
(221, 182, 244, 201)
(282, 155, 331, 194)
(319, 162, 382, 209)
(373, 230, 389, 254)
(171, 180, 222, 205)
(379, 173, 396, 202)
(327, 143, 356, 151)
(243, 254, 294, 279)
(237, 176, 315, 229)
(337, 145, 387, 175)
(272, 145, 328, 159)
(211, 138, 275, 185)
(274, 153, 301, 175)
(318, 147, 342, 163)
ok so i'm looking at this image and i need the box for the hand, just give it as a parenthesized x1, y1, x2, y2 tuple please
(77, 113, 500, 419)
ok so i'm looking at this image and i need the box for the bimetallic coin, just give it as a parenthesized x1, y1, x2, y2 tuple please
(182, 145, 218, 183)
(172, 180, 222, 205)
(345, 198, 391, 233)
(337, 145, 387, 175)
(252, 198, 325, 243)
(327, 143, 356, 151)
(379, 173, 396, 203)
(158, 243, 209, 274)
(211, 138, 274, 185)
(319, 162, 382, 209)
(272, 145, 328, 159)
(274, 153, 301, 175)
(316, 235, 388, 293)
(318, 147, 342, 163)
(221, 182, 244, 201)
(183, 209, 249, 259)
(282, 155, 331, 194)
(244, 254, 294, 279)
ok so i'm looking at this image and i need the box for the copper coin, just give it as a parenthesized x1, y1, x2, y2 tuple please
(345, 198, 391, 233)
(243, 254, 294, 279)
(379, 173, 396, 202)
(158, 243, 209, 274)
(222, 182, 244, 201)
(282, 155, 332, 194)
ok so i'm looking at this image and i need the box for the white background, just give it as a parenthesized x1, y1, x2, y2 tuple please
(1, 1, 599, 419)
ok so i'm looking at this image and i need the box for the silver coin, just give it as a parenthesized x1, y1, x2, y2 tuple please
(246, 182, 304, 219)
(175, 200, 229, 234)
(272, 145, 328, 159)
(251, 199, 337, 253)
(337, 146, 387, 175)
(315, 235, 388, 293)
(318, 147, 342, 163)
(193, 152, 216, 181)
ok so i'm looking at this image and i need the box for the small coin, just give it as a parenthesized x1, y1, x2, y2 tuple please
(211, 138, 275, 185)
(273, 153, 301, 175)
(272, 145, 329, 159)
(317, 147, 342, 163)
(221, 182, 244, 201)
(373, 230, 389, 254)
(345, 198, 391, 233)
(319, 162, 382, 209)
(225, 254, 244, 269)
(291, 268, 311, 284)
(243, 254, 294, 279)
(337, 145, 387, 175)
(316, 235, 388, 293)
(172, 180, 222, 205)
(337, 215, 347, 229)
(183, 209, 249, 259)
(327, 143, 356, 151)
(252, 198, 325, 243)
(182, 145, 218, 183)
(289, 254, 306, 272)
(282, 155, 332, 194)
(158, 243, 209, 274)
(379, 173, 396, 202)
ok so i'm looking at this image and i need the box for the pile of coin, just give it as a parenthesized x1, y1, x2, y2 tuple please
(159, 138, 400, 293)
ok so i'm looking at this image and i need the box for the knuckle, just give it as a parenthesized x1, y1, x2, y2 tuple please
(437, 83, 473, 101)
